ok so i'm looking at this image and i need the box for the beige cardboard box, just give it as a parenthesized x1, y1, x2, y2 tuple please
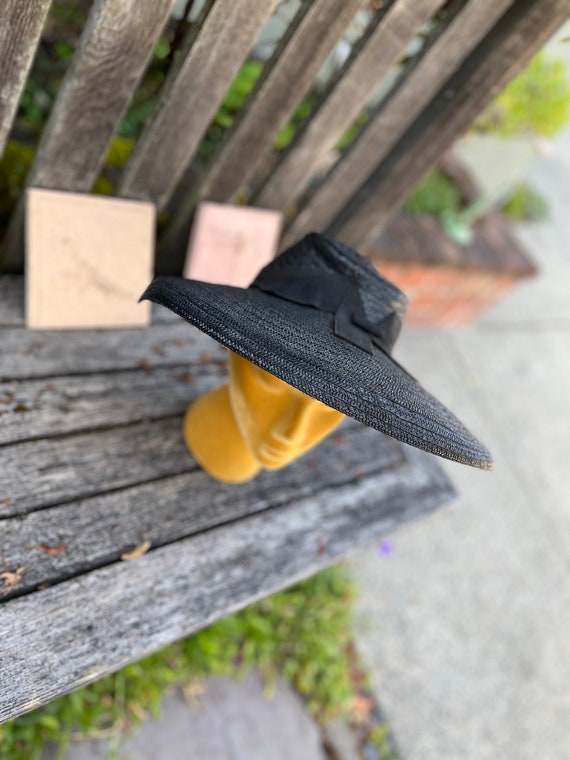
(26, 188, 155, 329)
(185, 201, 283, 287)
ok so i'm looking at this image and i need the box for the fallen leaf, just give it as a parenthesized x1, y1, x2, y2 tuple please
(351, 694, 374, 725)
(182, 679, 205, 708)
(0, 565, 28, 596)
(173, 371, 195, 384)
(121, 541, 151, 562)
(27, 542, 67, 556)
(22, 341, 43, 356)
(128, 701, 149, 722)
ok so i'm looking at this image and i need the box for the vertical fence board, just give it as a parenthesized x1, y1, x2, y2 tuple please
(118, 0, 280, 210)
(0, 0, 174, 271)
(0, 0, 52, 156)
(255, 0, 445, 213)
(281, 0, 516, 248)
(30, 0, 174, 191)
(329, 0, 568, 249)
(195, 0, 367, 206)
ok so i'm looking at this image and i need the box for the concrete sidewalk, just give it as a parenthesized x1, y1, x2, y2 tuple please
(43, 674, 328, 760)
(349, 126, 570, 760)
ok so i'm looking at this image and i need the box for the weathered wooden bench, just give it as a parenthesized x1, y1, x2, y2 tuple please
(0, 0, 565, 724)
(0, 277, 454, 722)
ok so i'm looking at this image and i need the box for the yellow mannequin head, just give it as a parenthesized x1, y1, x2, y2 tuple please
(183, 352, 344, 483)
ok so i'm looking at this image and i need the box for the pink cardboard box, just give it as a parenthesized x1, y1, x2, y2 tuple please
(185, 202, 283, 287)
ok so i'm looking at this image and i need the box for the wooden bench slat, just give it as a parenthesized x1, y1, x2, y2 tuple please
(194, 0, 367, 206)
(0, 0, 52, 156)
(329, 0, 567, 249)
(255, 0, 446, 213)
(118, 0, 280, 209)
(0, 321, 218, 379)
(0, 365, 222, 446)
(0, 422, 403, 597)
(28, 0, 174, 192)
(281, 0, 515, 247)
(0, 403, 378, 518)
(0, 417, 195, 516)
(0, 443, 453, 723)
(0, 0, 174, 271)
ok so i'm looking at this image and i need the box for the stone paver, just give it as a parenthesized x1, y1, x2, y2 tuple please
(349, 123, 570, 759)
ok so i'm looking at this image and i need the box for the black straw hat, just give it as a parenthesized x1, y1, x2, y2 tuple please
(141, 233, 492, 469)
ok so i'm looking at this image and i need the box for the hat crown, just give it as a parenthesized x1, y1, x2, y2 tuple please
(253, 233, 408, 327)
(251, 233, 408, 354)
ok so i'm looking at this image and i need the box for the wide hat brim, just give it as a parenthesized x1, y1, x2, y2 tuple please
(141, 275, 492, 470)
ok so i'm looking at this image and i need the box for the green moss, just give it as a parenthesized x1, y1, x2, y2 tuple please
(0, 566, 357, 760)
(473, 52, 570, 138)
(402, 168, 463, 217)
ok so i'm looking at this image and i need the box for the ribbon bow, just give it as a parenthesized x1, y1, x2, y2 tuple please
(251, 271, 402, 355)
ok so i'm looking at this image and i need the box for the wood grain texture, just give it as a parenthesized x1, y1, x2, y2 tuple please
(0, 422, 403, 596)
(0, 317, 218, 379)
(330, 0, 568, 249)
(0, 273, 454, 720)
(255, 0, 445, 213)
(0, 417, 195, 516)
(0, 0, 174, 272)
(0, 443, 453, 722)
(0, 363, 223, 446)
(118, 0, 280, 209)
(196, 0, 366, 205)
(0, 0, 52, 155)
(30, 0, 174, 191)
(282, 0, 516, 247)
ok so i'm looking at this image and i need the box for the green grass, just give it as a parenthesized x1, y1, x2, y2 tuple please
(0, 566, 357, 760)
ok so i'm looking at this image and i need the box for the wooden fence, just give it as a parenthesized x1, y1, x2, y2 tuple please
(0, 0, 567, 274)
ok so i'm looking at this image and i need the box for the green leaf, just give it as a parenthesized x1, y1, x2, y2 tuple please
(273, 122, 296, 151)
(154, 37, 171, 61)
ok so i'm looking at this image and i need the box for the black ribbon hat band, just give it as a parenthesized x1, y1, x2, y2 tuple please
(251, 271, 403, 356)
